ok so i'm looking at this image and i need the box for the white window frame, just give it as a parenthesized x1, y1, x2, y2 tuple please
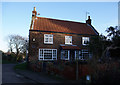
(81, 50, 89, 60)
(44, 34, 53, 44)
(39, 49, 57, 61)
(82, 37, 89, 45)
(61, 50, 70, 60)
(65, 36, 72, 45)
(75, 50, 81, 60)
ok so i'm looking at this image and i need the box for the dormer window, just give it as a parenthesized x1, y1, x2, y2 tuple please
(65, 36, 72, 45)
(82, 37, 89, 45)
(44, 34, 53, 44)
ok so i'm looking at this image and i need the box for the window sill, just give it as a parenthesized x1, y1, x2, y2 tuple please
(65, 43, 72, 45)
(82, 44, 89, 46)
(44, 43, 53, 44)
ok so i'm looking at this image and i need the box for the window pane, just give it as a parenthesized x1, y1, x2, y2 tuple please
(53, 50, 56, 54)
(65, 36, 72, 44)
(49, 38, 53, 42)
(39, 49, 43, 59)
(69, 39, 72, 43)
(66, 39, 69, 43)
(75, 51, 81, 60)
(69, 36, 72, 38)
(44, 34, 53, 44)
(49, 34, 53, 37)
(44, 51, 52, 59)
(81, 50, 89, 60)
(44, 54, 52, 59)
(45, 38, 48, 42)
(82, 37, 89, 45)
(45, 35, 48, 37)
(84, 40, 89, 44)
(61, 50, 69, 60)
(76, 51, 79, 59)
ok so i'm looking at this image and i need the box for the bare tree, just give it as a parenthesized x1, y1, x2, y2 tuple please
(8, 38, 13, 53)
(7, 35, 28, 58)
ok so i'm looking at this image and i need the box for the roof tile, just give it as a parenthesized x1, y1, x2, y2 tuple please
(33, 17, 98, 35)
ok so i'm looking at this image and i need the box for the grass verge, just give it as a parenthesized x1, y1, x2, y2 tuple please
(2, 60, 17, 64)
(14, 62, 27, 70)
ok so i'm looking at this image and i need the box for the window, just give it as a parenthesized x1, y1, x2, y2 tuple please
(75, 50, 81, 60)
(82, 37, 89, 45)
(75, 50, 91, 60)
(61, 50, 70, 60)
(81, 50, 89, 60)
(65, 36, 72, 45)
(44, 34, 53, 44)
(39, 49, 57, 60)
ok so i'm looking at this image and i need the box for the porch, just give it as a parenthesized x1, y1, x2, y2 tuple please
(60, 44, 92, 61)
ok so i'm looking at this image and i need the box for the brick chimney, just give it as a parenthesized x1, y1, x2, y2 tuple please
(30, 7, 37, 30)
(32, 7, 37, 19)
(86, 16, 91, 25)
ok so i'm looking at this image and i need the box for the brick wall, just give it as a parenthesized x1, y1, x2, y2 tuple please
(28, 31, 91, 62)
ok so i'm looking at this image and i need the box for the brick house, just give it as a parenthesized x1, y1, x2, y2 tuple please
(28, 7, 99, 63)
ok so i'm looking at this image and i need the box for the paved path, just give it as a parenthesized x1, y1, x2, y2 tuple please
(15, 69, 61, 83)
(2, 64, 61, 84)
(2, 64, 36, 83)
(2, 64, 85, 84)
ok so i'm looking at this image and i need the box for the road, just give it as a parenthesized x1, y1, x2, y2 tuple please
(2, 64, 36, 83)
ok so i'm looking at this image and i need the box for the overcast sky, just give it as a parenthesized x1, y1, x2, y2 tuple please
(0, 2, 119, 52)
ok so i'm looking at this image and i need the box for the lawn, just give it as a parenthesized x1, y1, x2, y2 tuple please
(2, 60, 17, 64)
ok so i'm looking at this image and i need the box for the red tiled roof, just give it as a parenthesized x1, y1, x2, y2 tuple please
(33, 17, 98, 35)
(61, 46, 81, 50)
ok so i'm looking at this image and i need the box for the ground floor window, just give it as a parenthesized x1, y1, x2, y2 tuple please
(75, 50, 81, 60)
(61, 49, 91, 61)
(39, 49, 57, 60)
(61, 50, 70, 60)
(75, 50, 91, 60)
(81, 50, 90, 60)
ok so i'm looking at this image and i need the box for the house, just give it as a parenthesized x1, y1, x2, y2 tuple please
(28, 7, 99, 63)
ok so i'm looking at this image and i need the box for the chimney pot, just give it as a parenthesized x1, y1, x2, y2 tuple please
(86, 16, 92, 25)
(34, 7, 36, 11)
(88, 16, 90, 19)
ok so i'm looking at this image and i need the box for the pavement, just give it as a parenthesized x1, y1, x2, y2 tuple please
(2, 64, 86, 84)
(2, 64, 62, 84)
(2, 64, 37, 83)
(15, 69, 62, 83)
(15, 67, 86, 84)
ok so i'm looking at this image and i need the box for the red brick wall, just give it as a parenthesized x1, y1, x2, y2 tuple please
(28, 31, 91, 62)
(45, 62, 119, 80)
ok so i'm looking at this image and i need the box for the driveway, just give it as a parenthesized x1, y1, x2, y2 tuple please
(2, 64, 36, 83)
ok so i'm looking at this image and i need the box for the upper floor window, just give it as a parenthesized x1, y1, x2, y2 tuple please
(44, 34, 53, 44)
(65, 36, 72, 45)
(82, 37, 89, 45)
